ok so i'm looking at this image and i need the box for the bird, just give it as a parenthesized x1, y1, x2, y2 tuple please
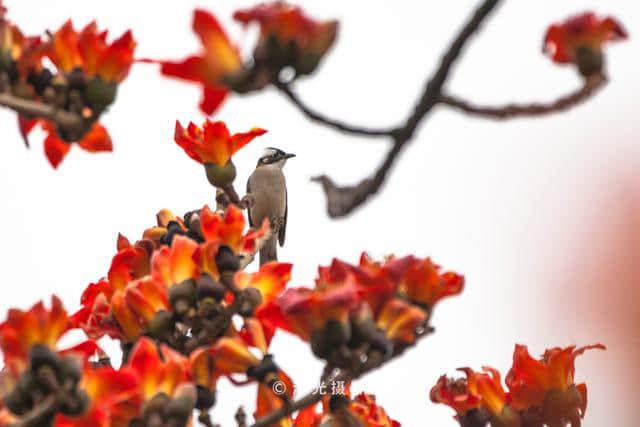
(246, 147, 295, 265)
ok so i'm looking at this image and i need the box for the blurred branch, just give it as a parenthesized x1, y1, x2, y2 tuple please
(0, 92, 84, 133)
(9, 396, 56, 427)
(439, 74, 606, 119)
(274, 81, 395, 137)
(313, 0, 502, 218)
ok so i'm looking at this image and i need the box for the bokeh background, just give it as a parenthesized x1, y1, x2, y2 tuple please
(0, 0, 638, 425)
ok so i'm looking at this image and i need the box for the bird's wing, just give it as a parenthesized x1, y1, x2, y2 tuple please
(246, 176, 254, 228)
(279, 185, 287, 246)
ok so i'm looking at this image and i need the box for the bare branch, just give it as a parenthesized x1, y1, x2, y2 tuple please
(274, 81, 395, 137)
(314, 0, 502, 218)
(439, 74, 606, 119)
(8, 396, 56, 427)
(0, 92, 85, 134)
(250, 324, 434, 427)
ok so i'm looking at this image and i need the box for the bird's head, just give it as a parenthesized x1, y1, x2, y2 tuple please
(257, 147, 296, 169)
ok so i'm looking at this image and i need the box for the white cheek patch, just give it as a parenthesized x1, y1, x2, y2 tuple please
(263, 148, 279, 158)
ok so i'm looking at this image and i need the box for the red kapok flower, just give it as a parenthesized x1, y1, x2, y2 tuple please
(350, 392, 401, 427)
(375, 297, 428, 345)
(174, 119, 266, 167)
(430, 374, 482, 418)
(54, 365, 139, 427)
(234, 2, 338, 75)
(399, 257, 464, 309)
(274, 276, 361, 342)
(234, 262, 293, 351)
(160, 10, 243, 115)
(0, 296, 70, 375)
(73, 238, 153, 341)
(21, 119, 113, 169)
(48, 20, 135, 83)
(431, 367, 513, 424)
(199, 204, 270, 278)
(543, 12, 627, 76)
(505, 344, 605, 416)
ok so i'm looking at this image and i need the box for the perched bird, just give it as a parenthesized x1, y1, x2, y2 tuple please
(246, 147, 295, 265)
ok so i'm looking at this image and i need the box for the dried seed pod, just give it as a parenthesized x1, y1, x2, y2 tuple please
(197, 274, 226, 302)
(28, 344, 61, 374)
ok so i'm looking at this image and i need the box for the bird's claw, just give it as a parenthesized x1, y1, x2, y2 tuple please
(240, 194, 255, 209)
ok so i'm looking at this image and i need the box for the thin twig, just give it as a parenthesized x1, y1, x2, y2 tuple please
(9, 395, 57, 427)
(0, 92, 84, 132)
(439, 74, 606, 119)
(274, 81, 395, 137)
(250, 325, 434, 427)
(313, 0, 502, 218)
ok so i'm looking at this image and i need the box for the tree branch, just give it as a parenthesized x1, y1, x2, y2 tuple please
(8, 395, 56, 427)
(274, 81, 395, 137)
(250, 325, 434, 427)
(313, 0, 502, 218)
(0, 92, 85, 133)
(439, 74, 606, 119)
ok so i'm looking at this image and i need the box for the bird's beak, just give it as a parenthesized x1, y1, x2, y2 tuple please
(284, 153, 296, 159)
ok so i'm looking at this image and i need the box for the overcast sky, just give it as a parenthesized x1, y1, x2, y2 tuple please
(1, 1, 639, 425)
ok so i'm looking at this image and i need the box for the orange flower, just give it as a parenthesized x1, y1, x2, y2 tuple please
(234, 2, 338, 75)
(294, 390, 398, 427)
(151, 234, 200, 287)
(350, 392, 401, 427)
(505, 344, 605, 414)
(54, 365, 140, 427)
(0, 296, 70, 375)
(432, 366, 513, 426)
(160, 10, 243, 115)
(174, 119, 266, 167)
(398, 257, 464, 309)
(73, 239, 153, 342)
(125, 338, 190, 402)
(20, 119, 113, 169)
(199, 204, 270, 278)
(375, 298, 428, 345)
(544, 12, 626, 75)
(235, 262, 292, 351)
(273, 277, 361, 342)
(430, 372, 483, 418)
(48, 20, 135, 83)
(189, 337, 261, 389)
(255, 370, 294, 427)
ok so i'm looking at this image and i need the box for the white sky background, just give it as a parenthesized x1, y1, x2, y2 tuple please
(1, 0, 639, 425)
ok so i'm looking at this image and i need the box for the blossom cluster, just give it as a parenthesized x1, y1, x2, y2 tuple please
(431, 344, 605, 427)
(156, 2, 338, 115)
(0, 2, 135, 167)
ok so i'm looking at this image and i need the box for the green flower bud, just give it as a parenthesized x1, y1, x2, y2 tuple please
(84, 77, 118, 114)
(204, 161, 237, 187)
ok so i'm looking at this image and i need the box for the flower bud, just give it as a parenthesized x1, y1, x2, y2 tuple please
(142, 393, 170, 421)
(60, 355, 83, 388)
(215, 245, 240, 273)
(575, 45, 603, 78)
(197, 274, 226, 302)
(84, 77, 118, 114)
(5, 385, 30, 416)
(169, 280, 197, 316)
(325, 319, 350, 347)
(148, 310, 174, 339)
(204, 161, 237, 187)
(165, 389, 197, 423)
(195, 385, 216, 410)
(59, 389, 90, 416)
(28, 343, 61, 374)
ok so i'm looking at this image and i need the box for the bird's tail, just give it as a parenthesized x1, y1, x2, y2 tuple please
(259, 236, 278, 266)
